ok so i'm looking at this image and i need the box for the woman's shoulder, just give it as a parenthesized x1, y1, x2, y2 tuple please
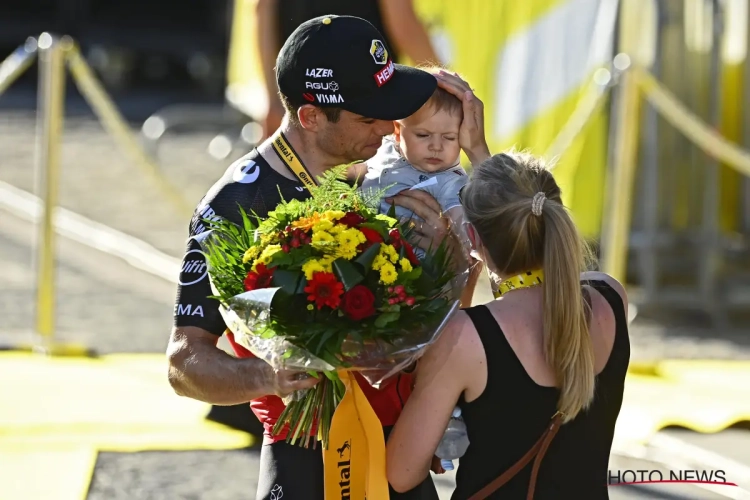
(581, 271, 628, 318)
(422, 309, 482, 369)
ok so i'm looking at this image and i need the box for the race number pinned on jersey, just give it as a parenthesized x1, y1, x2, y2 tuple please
(323, 371, 389, 500)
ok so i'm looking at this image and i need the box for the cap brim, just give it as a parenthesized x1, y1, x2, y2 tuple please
(343, 65, 437, 121)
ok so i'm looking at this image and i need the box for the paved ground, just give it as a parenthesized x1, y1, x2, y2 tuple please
(2, 93, 750, 499)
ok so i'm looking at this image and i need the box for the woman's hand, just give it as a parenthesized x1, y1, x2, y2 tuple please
(434, 70, 491, 166)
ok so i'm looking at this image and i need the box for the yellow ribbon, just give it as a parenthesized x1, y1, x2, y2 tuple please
(323, 371, 389, 500)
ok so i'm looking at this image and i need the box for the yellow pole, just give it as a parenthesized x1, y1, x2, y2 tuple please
(34, 34, 66, 347)
(32, 34, 91, 357)
(601, 56, 641, 282)
(0, 37, 38, 97)
(65, 42, 193, 217)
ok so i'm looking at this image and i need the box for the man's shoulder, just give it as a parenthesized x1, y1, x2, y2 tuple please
(189, 151, 307, 236)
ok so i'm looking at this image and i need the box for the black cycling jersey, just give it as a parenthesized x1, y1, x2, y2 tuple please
(173, 149, 310, 335)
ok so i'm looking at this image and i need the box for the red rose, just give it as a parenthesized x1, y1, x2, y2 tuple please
(244, 263, 275, 291)
(359, 227, 383, 244)
(339, 212, 366, 227)
(341, 285, 376, 321)
(403, 241, 420, 266)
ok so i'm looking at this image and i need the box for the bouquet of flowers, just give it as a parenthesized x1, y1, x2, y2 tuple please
(198, 167, 470, 449)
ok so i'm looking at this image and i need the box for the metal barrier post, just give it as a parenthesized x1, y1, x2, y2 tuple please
(32, 34, 91, 356)
(601, 55, 641, 282)
(0, 37, 38, 97)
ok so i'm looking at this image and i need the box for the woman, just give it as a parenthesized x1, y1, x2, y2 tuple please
(386, 151, 631, 499)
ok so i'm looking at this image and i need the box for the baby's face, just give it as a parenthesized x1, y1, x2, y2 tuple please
(395, 105, 461, 173)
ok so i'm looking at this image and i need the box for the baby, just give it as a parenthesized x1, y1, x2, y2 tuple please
(356, 83, 467, 241)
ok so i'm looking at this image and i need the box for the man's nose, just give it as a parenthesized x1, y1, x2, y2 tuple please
(374, 120, 395, 136)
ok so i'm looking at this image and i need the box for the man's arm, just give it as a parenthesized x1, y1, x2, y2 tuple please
(167, 326, 319, 405)
(378, 0, 440, 66)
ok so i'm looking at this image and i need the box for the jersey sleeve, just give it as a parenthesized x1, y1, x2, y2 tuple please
(173, 236, 227, 335)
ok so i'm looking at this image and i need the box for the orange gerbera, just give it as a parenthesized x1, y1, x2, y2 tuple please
(304, 272, 344, 310)
(291, 212, 323, 231)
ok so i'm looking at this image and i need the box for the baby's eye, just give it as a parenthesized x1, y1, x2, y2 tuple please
(416, 134, 429, 138)
(444, 136, 457, 141)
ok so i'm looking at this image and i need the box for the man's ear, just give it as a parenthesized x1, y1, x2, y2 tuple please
(298, 105, 322, 131)
(392, 121, 403, 142)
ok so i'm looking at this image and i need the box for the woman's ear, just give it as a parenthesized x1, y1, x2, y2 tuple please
(393, 121, 403, 143)
(466, 223, 485, 262)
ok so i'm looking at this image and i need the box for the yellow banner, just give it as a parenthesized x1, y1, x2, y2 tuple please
(323, 372, 389, 500)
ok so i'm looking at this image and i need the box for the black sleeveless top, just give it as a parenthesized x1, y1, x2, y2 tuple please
(452, 280, 630, 500)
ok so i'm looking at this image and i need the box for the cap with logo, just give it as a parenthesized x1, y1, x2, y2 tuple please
(276, 15, 438, 121)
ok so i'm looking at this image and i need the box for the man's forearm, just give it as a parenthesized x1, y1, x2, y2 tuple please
(168, 337, 273, 405)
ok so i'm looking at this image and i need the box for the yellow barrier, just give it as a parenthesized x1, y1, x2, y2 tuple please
(601, 60, 750, 283)
(545, 68, 616, 164)
(0, 33, 194, 356)
(635, 67, 750, 177)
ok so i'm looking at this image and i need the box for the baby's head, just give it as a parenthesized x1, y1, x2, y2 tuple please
(393, 83, 463, 173)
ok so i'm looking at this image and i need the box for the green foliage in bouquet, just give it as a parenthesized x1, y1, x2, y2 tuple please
(201, 166, 458, 448)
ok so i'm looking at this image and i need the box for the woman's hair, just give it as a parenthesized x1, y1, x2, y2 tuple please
(461, 150, 595, 421)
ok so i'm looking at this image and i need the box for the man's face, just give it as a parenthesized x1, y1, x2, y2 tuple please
(315, 110, 394, 163)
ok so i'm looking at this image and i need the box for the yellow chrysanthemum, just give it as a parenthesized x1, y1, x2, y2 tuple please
(319, 256, 335, 273)
(242, 245, 261, 264)
(375, 214, 398, 227)
(312, 219, 334, 233)
(400, 257, 413, 272)
(381, 244, 399, 263)
(335, 228, 366, 258)
(329, 224, 347, 235)
(302, 259, 326, 280)
(379, 262, 398, 285)
(307, 304, 315, 311)
(323, 210, 346, 222)
(252, 244, 282, 270)
(311, 230, 336, 246)
(372, 254, 388, 271)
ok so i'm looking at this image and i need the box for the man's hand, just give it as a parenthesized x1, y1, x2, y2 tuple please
(385, 190, 449, 252)
(167, 326, 318, 405)
(434, 70, 490, 166)
(268, 369, 320, 398)
(385, 190, 468, 273)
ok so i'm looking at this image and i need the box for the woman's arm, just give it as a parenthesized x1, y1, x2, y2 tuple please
(386, 312, 474, 492)
(252, 0, 284, 138)
(378, 0, 441, 66)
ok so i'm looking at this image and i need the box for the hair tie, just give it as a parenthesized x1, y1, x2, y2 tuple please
(531, 192, 546, 216)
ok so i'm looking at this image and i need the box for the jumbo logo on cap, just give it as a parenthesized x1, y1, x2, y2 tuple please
(370, 40, 388, 65)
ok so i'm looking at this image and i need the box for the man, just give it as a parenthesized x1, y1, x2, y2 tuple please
(253, 0, 441, 139)
(167, 15, 442, 500)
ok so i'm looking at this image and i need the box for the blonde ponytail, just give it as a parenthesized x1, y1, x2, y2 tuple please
(460, 150, 597, 422)
(542, 206, 595, 421)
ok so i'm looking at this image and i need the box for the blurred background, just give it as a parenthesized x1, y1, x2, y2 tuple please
(1, 0, 750, 499)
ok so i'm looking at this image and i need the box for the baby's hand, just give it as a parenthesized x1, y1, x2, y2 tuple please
(346, 162, 368, 185)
